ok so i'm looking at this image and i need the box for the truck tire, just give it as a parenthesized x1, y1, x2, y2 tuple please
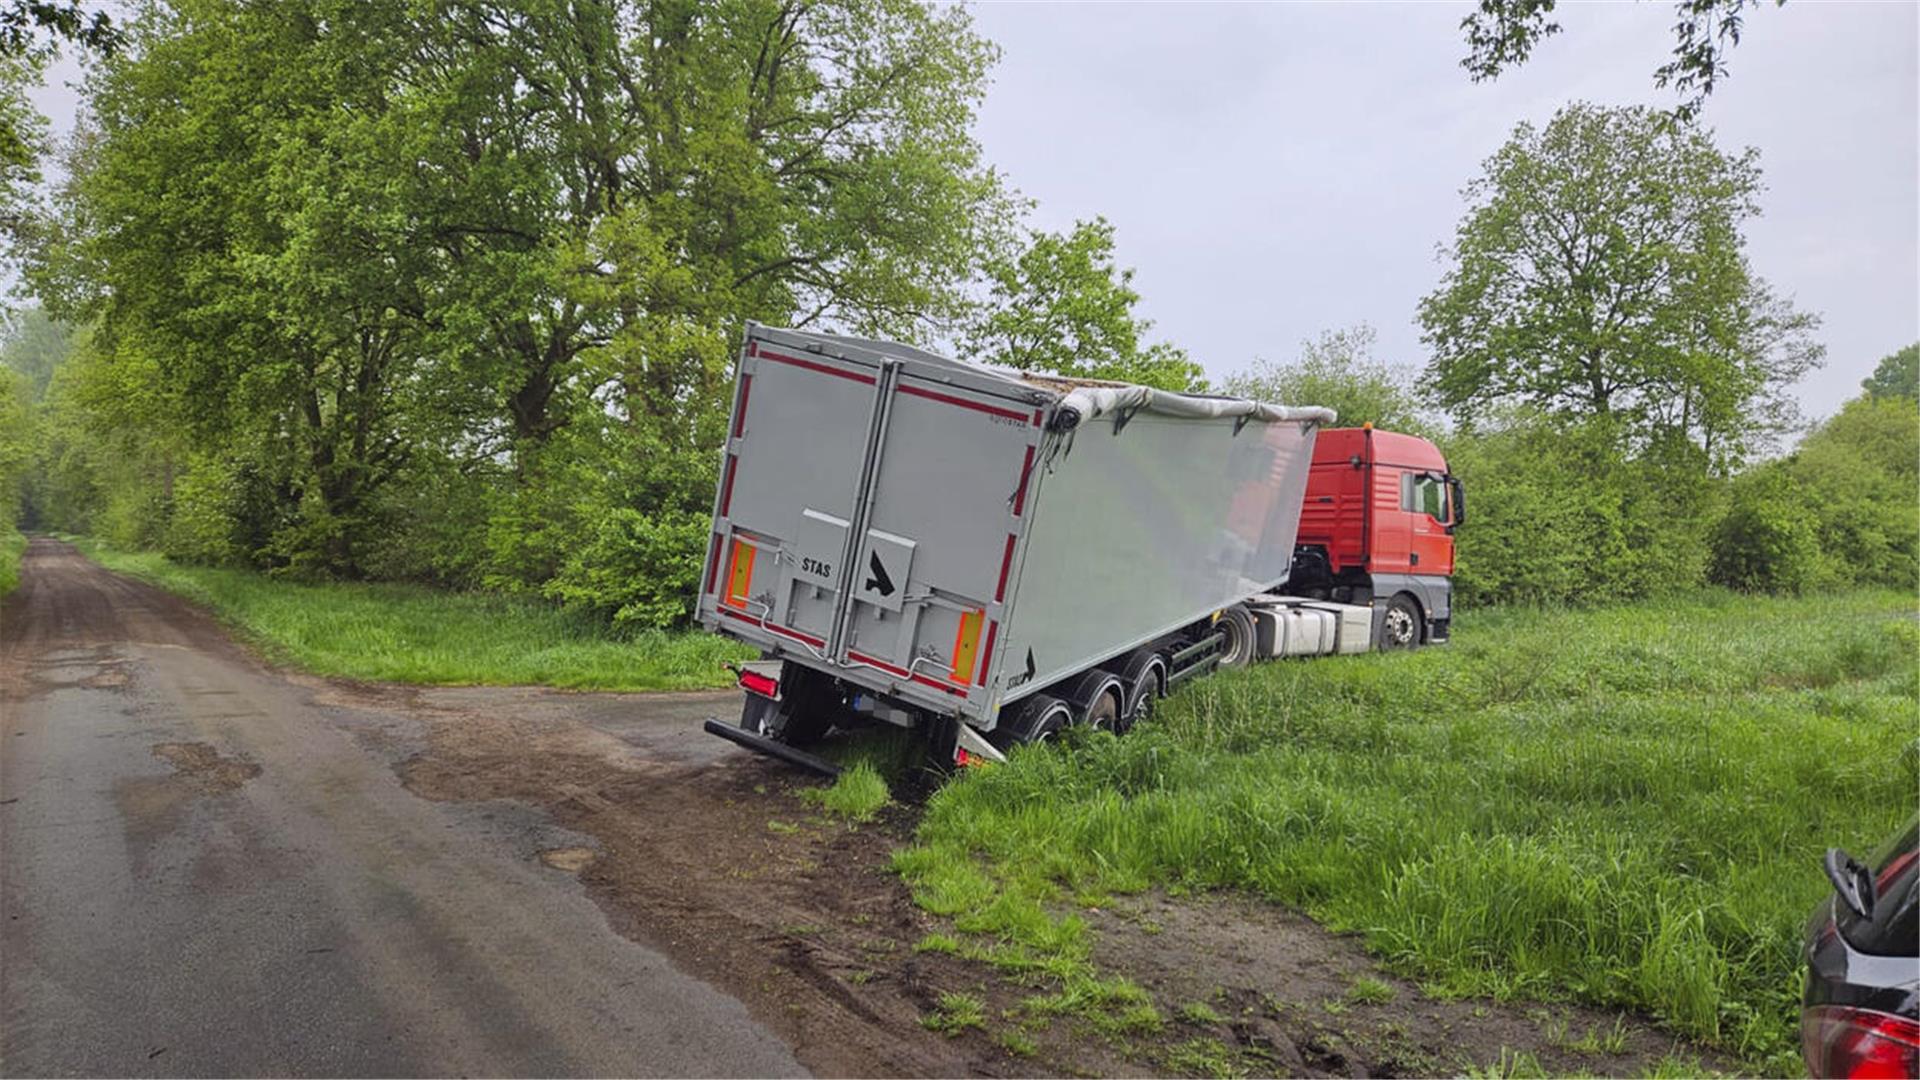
(1059, 670, 1126, 733)
(1215, 604, 1257, 670)
(1111, 649, 1167, 733)
(1380, 594, 1422, 650)
(989, 694, 1073, 750)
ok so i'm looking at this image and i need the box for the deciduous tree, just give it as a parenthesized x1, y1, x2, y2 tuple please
(1418, 102, 1819, 469)
(961, 217, 1201, 392)
(1861, 343, 1918, 401)
(1223, 325, 1434, 435)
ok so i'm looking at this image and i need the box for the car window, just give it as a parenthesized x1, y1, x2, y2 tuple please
(1837, 817, 1919, 958)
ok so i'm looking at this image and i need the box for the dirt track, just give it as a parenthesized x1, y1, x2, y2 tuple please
(1, 539, 1729, 1078)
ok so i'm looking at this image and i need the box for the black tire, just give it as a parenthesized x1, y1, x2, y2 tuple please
(1214, 604, 1257, 670)
(988, 694, 1073, 750)
(1059, 670, 1126, 733)
(1379, 594, 1422, 651)
(1111, 649, 1167, 734)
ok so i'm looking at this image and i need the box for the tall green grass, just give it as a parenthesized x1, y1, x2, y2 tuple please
(899, 591, 1920, 1069)
(74, 540, 750, 689)
(0, 528, 23, 598)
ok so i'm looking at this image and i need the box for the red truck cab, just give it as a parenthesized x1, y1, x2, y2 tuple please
(1289, 426, 1462, 647)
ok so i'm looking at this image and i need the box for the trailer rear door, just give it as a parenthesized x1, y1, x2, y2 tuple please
(699, 331, 1046, 718)
(838, 371, 1045, 709)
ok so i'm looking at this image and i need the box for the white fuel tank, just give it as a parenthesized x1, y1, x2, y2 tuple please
(1249, 600, 1337, 658)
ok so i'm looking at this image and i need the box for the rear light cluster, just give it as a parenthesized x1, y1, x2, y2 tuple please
(1804, 1006, 1920, 1078)
(738, 670, 779, 699)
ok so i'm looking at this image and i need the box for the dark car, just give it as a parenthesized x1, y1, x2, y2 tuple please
(1803, 814, 1919, 1078)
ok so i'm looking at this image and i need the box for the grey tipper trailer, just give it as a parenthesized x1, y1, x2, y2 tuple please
(697, 324, 1336, 773)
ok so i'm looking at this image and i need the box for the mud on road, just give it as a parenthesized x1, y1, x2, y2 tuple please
(3, 538, 1731, 1077)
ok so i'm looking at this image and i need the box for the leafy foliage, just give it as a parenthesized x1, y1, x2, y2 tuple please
(1861, 342, 1918, 401)
(26, 0, 1017, 624)
(1460, 0, 1785, 118)
(1707, 465, 1822, 593)
(1, 1, 121, 60)
(961, 217, 1202, 391)
(1419, 103, 1819, 470)
(1223, 325, 1434, 435)
(1442, 411, 1720, 607)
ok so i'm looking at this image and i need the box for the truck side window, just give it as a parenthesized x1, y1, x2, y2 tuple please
(1402, 473, 1445, 519)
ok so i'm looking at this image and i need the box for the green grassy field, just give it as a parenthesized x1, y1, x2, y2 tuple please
(0, 528, 24, 598)
(894, 590, 1919, 1072)
(73, 539, 750, 690)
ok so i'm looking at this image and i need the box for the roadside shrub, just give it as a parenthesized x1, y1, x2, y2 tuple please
(1709, 465, 1825, 592)
(163, 454, 248, 565)
(1445, 414, 1719, 606)
(542, 506, 710, 630)
(1789, 395, 1920, 591)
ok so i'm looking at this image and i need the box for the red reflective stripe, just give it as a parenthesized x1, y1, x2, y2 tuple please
(975, 620, 998, 685)
(732, 374, 752, 439)
(758, 348, 876, 385)
(898, 384, 1028, 422)
(1011, 445, 1034, 517)
(747, 340, 760, 358)
(994, 533, 1016, 602)
(717, 606, 825, 648)
(704, 534, 722, 593)
(719, 454, 738, 517)
(847, 650, 969, 697)
(1032, 409, 1044, 427)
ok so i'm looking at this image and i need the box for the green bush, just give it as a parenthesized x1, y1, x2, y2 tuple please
(542, 506, 710, 630)
(1445, 414, 1719, 606)
(1709, 465, 1825, 592)
(1789, 396, 1920, 591)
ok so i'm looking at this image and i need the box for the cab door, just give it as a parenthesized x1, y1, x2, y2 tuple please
(1369, 465, 1413, 573)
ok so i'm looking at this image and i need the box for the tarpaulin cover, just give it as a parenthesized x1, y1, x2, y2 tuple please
(1057, 385, 1337, 428)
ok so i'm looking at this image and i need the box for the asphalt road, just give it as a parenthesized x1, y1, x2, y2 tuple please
(0, 538, 805, 1078)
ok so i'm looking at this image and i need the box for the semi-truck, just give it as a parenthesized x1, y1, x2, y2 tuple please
(695, 325, 1460, 774)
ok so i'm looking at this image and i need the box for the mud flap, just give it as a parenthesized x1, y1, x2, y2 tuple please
(703, 717, 844, 778)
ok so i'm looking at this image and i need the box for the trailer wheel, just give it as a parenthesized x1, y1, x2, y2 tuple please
(1060, 670, 1126, 733)
(989, 694, 1073, 750)
(1111, 650, 1167, 733)
(1215, 604, 1257, 670)
(1380, 594, 1421, 650)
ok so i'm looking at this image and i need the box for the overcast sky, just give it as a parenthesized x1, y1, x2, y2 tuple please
(26, 1, 1919, 421)
(965, 0, 1918, 421)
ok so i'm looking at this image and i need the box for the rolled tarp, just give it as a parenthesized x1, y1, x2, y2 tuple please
(1055, 385, 1337, 431)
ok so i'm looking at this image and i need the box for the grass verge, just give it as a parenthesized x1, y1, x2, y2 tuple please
(0, 527, 23, 599)
(802, 761, 892, 822)
(71, 538, 750, 690)
(895, 590, 1919, 1072)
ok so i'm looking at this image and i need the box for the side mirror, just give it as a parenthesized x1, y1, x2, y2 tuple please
(1447, 476, 1465, 530)
(1825, 847, 1878, 919)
